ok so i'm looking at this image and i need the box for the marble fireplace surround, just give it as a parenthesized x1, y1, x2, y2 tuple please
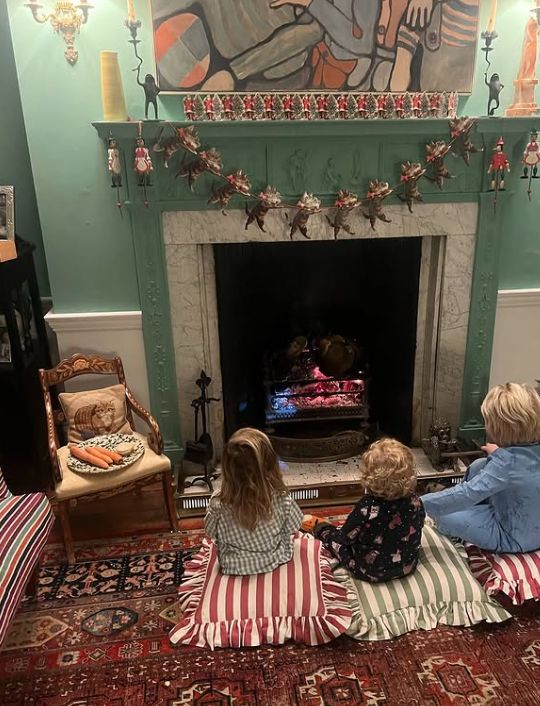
(163, 202, 478, 455)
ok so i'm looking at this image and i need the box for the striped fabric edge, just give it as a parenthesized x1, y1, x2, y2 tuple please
(0, 493, 54, 647)
(169, 535, 352, 650)
(0, 471, 10, 501)
(333, 526, 511, 641)
(465, 544, 540, 606)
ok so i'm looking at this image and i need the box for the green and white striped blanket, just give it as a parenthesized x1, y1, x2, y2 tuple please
(335, 526, 511, 641)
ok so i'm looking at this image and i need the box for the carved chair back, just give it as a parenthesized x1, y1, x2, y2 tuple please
(39, 354, 135, 483)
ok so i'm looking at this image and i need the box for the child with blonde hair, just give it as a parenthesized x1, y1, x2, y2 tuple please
(304, 438, 425, 583)
(204, 428, 303, 575)
(422, 383, 540, 552)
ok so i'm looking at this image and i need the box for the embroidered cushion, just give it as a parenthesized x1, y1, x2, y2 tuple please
(336, 526, 510, 641)
(59, 384, 132, 443)
(169, 533, 352, 650)
(466, 544, 540, 605)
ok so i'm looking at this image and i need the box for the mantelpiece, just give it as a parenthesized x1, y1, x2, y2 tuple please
(92, 117, 531, 461)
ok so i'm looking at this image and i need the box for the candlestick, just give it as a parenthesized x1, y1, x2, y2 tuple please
(127, 0, 136, 23)
(486, 0, 497, 33)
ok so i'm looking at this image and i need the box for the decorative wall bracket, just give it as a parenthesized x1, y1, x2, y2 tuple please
(24, 0, 93, 65)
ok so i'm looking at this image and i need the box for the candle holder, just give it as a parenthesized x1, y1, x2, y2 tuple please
(481, 30, 504, 116)
(124, 17, 161, 120)
(24, 0, 94, 65)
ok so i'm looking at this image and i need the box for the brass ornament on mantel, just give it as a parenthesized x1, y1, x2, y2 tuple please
(24, 0, 94, 65)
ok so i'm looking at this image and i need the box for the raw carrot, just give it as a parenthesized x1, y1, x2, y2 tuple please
(69, 444, 109, 469)
(91, 445, 122, 463)
(85, 447, 113, 465)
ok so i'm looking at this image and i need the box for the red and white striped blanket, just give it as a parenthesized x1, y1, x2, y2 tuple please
(170, 533, 352, 649)
(466, 544, 540, 605)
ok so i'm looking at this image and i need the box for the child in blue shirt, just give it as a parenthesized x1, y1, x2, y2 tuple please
(422, 383, 540, 553)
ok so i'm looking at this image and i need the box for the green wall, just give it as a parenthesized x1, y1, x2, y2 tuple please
(0, 1, 50, 296)
(6, 0, 540, 312)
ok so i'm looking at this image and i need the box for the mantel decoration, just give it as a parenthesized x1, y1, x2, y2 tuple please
(520, 128, 540, 200)
(180, 92, 458, 122)
(480, 0, 503, 117)
(487, 137, 510, 212)
(24, 0, 93, 65)
(124, 0, 161, 119)
(105, 117, 491, 231)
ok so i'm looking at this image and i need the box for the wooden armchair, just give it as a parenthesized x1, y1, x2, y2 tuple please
(39, 353, 177, 563)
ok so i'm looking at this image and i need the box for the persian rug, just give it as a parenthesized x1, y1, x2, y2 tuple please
(2, 515, 540, 705)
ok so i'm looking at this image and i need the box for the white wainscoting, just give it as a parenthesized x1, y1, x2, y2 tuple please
(490, 289, 540, 388)
(44, 311, 151, 414)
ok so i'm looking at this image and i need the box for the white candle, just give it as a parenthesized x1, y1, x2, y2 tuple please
(486, 0, 497, 33)
(127, 0, 136, 22)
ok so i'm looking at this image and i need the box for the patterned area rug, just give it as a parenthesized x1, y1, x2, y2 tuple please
(2, 518, 540, 704)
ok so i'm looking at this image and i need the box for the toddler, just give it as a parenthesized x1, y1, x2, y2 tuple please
(204, 428, 303, 575)
(304, 438, 425, 582)
(422, 383, 540, 552)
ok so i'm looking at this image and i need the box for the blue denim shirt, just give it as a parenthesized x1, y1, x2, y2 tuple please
(422, 444, 540, 552)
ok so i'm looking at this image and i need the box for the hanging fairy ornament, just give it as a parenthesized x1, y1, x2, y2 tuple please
(488, 137, 510, 212)
(449, 117, 482, 165)
(152, 126, 182, 168)
(177, 125, 200, 155)
(208, 170, 252, 214)
(520, 129, 540, 200)
(107, 136, 123, 209)
(398, 161, 426, 213)
(176, 147, 222, 191)
(289, 193, 321, 240)
(245, 186, 282, 232)
(326, 190, 359, 239)
(426, 141, 453, 189)
(362, 180, 393, 230)
(133, 130, 153, 208)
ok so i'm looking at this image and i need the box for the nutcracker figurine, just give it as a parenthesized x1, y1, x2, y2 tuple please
(488, 137, 510, 211)
(107, 137, 123, 209)
(184, 95, 195, 121)
(338, 94, 348, 119)
(264, 94, 275, 120)
(317, 94, 328, 119)
(134, 137, 153, 207)
(222, 95, 234, 120)
(520, 129, 540, 200)
(203, 95, 215, 120)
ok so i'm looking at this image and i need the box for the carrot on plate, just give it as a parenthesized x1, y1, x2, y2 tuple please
(69, 444, 109, 469)
(85, 447, 113, 465)
(91, 445, 122, 463)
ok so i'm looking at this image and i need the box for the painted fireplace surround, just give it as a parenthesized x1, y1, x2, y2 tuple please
(92, 118, 526, 462)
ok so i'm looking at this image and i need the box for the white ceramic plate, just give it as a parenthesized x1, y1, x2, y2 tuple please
(67, 433, 144, 475)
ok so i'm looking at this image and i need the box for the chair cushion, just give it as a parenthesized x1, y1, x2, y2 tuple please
(335, 526, 511, 641)
(466, 544, 540, 605)
(55, 432, 170, 500)
(59, 384, 132, 443)
(0, 492, 54, 647)
(0, 470, 10, 500)
(169, 533, 352, 650)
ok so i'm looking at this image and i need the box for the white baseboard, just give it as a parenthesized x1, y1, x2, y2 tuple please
(490, 289, 540, 388)
(45, 310, 151, 414)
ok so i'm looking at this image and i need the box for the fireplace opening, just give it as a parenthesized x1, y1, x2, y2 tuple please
(214, 238, 421, 456)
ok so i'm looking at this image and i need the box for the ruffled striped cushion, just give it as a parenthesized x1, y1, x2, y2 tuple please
(335, 526, 511, 641)
(169, 533, 352, 650)
(466, 544, 540, 605)
(0, 493, 54, 647)
(0, 470, 10, 501)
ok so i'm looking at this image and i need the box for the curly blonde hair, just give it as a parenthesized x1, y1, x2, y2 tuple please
(481, 383, 540, 447)
(361, 438, 417, 500)
(219, 428, 286, 531)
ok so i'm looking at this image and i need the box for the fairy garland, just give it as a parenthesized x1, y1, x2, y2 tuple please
(106, 117, 489, 230)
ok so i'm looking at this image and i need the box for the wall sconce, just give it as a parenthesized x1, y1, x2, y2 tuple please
(24, 1, 94, 65)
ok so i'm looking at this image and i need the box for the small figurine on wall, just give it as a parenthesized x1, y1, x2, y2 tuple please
(426, 140, 453, 189)
(107, 137, 123, 208)
(184, 95, 195, 121)
(208, 170, 252, 214)
(243, 94, 255, 120)
(362, 180, 393, 230)
(282, 94, 293, 120)
(153, 126, 182, 168)
(520, 129, 540, 199)
(398, 161, 426, 213)
(356, 93, 367, 119)
(134, 136, 153, 207)
(222, 94, 234, 120)
(376, 94, 387, 118)
(289, 192, 321, 239)
(137, 73, 161, 120)
(488, 136, 510, 211)
(245, 186, 282, 232)
(176, 147, 223, 191)
(204, 94, 215, 121)
(177, 125, 200, 155)
(394, 94, 405, 118)
(338, 94, 348, 119)
(264, 94, 275, 120)
(326, 190, 359, 239)
(485, 72, 504, 116)
(302, 94, 311, 120)
(449, 116, 482, 165)
(317, 94, 328, 119)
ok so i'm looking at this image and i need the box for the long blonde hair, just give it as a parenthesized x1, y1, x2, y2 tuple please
(361, 438, 417, 500)
(219, 428, 286, 530)
(481, 383, 540, 447)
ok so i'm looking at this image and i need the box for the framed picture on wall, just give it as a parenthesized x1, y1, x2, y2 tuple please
(149, 0, 481, 94)
(0, 186, 14, 241)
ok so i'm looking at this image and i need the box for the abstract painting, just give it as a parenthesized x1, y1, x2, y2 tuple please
(151, 0, 480, 93)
